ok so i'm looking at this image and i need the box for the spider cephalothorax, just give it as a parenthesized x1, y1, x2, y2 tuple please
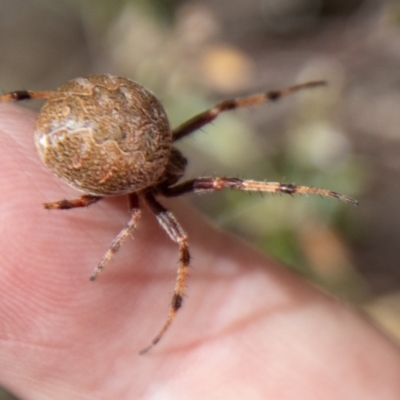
(0, 74, 357, 353)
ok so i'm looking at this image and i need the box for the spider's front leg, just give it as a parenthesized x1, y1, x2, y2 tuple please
(140, 191, 190, 355)
(172, 80, 326, 141)
(161, 177, 358, 205)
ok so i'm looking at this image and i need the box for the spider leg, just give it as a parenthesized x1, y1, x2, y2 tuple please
(140, 191, 190, 355)
(0, 90, 55, 102)
(44, 195, 103, 210)
(90, 193, 141, 281)
(172, 80, 326, 141)
(161, 177, 358, 205)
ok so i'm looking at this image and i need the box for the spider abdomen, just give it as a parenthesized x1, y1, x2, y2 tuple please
(34, 74, 172, 195)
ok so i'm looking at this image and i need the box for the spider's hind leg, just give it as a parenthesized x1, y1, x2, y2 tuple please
(44, 195, 103, 210)
(140, 191, 190, 354)
(0, 90, 55, 103)
(90, 193, 141, 281)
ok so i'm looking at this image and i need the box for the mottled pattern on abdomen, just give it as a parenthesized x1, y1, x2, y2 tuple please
(34, 74, 172, 195)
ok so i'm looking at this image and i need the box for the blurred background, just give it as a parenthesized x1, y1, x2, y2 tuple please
(0, 0, 399, 397)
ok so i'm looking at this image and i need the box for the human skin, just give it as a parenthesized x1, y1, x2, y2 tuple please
(1, 104, 400, 400)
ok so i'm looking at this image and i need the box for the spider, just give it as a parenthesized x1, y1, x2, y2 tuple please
(0, 74, 357, 354)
